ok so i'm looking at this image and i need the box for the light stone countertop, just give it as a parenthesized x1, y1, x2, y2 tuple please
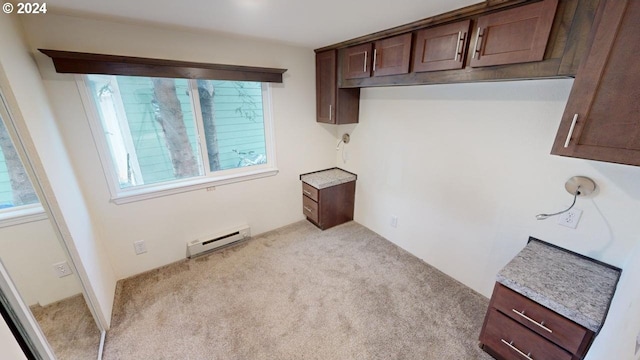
(300, 168, 357, 189)
(497, 239, 621, 333)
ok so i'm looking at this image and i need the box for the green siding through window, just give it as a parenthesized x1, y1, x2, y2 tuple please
(116, 78, 265, 182)
(116, 77, 199, 185)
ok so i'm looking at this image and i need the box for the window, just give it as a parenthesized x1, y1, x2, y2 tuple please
(80, 75, 276, 203)
(0, 103, 44, 227)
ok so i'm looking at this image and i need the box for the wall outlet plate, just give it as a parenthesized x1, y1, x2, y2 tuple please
(52, 261, 72, 278)
(390, 216, 398, 228)
(558, 208, 582, 229)
(133, 240, 147, 255)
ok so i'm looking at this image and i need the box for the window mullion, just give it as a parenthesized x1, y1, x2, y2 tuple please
(189, 79, 211, 177)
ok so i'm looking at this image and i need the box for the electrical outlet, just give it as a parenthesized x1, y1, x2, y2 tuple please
(52, 261, 72, 278)
(558, 208, 582, 229)
(133, 240, 147, 255)
(390, 216, 398, 228)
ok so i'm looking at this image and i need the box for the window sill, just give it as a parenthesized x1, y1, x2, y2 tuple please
(0, 205, 48, 228)
(111, 167, 279, 205)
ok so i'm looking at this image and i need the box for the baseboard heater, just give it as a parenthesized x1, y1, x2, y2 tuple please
(187, 225, 250, 258)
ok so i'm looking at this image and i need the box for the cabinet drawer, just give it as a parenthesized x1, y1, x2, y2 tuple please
(481, 308, 572, 360)
(492, 284, 589, 354)
(302, 195, 319, 223)
(302, 182, 319, 202)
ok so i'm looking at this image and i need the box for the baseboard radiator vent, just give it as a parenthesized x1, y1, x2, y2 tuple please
(187, 225, 250, 258)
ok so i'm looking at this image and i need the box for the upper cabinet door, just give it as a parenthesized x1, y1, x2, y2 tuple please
(412, 20, 471, 73)
(551, 0, 640, 166)
(470, 0, 558, 67)
(343, 43, 373, 80)
(316, 50, 336, 123)
(373, 33, 412, 77)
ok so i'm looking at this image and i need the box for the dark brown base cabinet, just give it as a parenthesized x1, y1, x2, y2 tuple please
(302, 181, 355, 230)
(480, 284, 594, 360)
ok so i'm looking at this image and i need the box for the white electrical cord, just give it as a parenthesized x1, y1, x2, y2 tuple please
(536, 187, 580, 220)
(336, 139, 347, 163)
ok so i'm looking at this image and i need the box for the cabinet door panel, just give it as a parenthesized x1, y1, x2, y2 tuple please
(413, 20, 471, 72)
(343, 43, 372, 80)
(316, 50, 336, 123)
(373, 33, 412, 77)
(471, 0, 558, 67)
(551, 0, 640, 166)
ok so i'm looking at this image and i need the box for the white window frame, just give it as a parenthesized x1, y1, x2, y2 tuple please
(77, 75, 278, 205)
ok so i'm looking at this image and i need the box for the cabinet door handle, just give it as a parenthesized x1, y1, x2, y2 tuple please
(329, 105, 332, 121)
(454, 31, 462, 61)
(500, 339, 533, 360)
(564, 113, 578, 148)
(303, 206, 313, 213)
(472, 27, 484, 59)
(363, 51, 368, 73)
(303, 190, 311, 195)
(373, 49, 378, 72)
(512, 309, 553, 333)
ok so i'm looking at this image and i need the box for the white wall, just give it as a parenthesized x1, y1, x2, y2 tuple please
(0, 316, 27, 360)
(20, 14, 338, 279)
(0, 220, 81, 306)
(0, 14, 116, 328)
(337, 80, 640, 359)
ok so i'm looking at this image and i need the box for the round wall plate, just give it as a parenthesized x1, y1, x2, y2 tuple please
(565, 176, 596, 196)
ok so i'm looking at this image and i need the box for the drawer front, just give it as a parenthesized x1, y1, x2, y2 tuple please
(302, 195, 319, 223)
(302, 182, 319, 202)
(481, 308, 572, 360)
(492, 284, 588, 354)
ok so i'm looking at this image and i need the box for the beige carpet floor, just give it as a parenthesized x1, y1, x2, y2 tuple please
(30, 294, 101, 359)
(104, 221, 495, 360)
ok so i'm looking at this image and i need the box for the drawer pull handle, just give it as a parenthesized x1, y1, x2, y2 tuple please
(454, 31, 462, 61)
(303, 190, 312, 195)
(501, 339, 533, 360)
(303, 206, 313, 213)
(363, 51, 368, 73)
(472, 27, 484, 59)
(564, 113, 578, 148)
(512, 309, 553, 333)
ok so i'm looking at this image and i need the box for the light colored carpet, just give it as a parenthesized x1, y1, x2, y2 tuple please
(104, 221, 495, 360)
(30, 294, 101, 359)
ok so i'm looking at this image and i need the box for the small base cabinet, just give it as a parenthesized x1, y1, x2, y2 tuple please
(300, 168, 357, 230)
(478, 237, 622, 360)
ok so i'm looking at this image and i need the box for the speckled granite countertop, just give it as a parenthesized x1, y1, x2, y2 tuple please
(497, 239, 621, 333)
(300, 168, 357, 189)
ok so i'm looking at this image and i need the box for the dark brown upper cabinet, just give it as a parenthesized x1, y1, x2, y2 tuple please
(373, 33, 412, 77)
(470, 0, 558, 67)
(551, 0, 640, 166)
(343, 43, 373, 80)
(343, 33, 412, 80)
(316, 50, 359, 124)
(412, 20, 471, 73)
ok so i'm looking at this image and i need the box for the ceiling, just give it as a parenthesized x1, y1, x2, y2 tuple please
(44, 0, 483, 48)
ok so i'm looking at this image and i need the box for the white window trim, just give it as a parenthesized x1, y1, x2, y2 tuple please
(0, 203, 47, 228)
(77, 75, 278, 205)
